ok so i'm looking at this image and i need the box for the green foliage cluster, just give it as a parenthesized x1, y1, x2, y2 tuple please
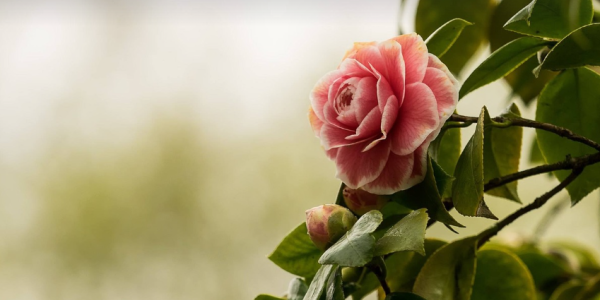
(258, 0, 600, 299)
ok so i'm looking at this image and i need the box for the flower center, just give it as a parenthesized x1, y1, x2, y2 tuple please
(335, 83, 356, 112)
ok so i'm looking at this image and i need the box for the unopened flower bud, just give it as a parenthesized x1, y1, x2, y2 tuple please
(342, 187, 388, 215)
(305, 204, 357, 250)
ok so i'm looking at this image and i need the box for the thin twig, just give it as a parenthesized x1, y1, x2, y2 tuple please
(477, 169, 583, 247)
(484, 152, 600, 191)
(448, 114, 600, 152)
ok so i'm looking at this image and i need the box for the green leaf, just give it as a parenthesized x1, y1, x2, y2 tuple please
(374, 209, 428, 256)
(268, 223, 322, 278)
(537, 24, 600, 74)
(429, 126, 461, 177)
(393, 158, 463, 227)
(425, 18, 473, 58)
(255, 295, 285, 300)
(388, 239, 448, 293)
(287, 278, 308, 300)
(416, 0, 495, 74)
(460, 37, 551, 98)
(471, 248, 536, 300)
(549, 281, 585, 300)
(431, 159, 455, 198)
(529, 135, 545, 164)
(535, 67, 600, 204)
(325, 267, 344, 300)
(386, 292, 427, 300)
(548, 241, 600, 273)
(483, 103, 523, 202)
(350, 239, 447, 300)
(516, 248, 573, 289)
(452, 107, 497, 219)
(304, 264, 337, 300)
(319, 211, 383, 267)
(504, 0, 594, 40)
(488, 0, 557, 105)
(413, 236, 478, 300)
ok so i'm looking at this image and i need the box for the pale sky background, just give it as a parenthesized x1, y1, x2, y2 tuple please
(0, 1, 598, 299)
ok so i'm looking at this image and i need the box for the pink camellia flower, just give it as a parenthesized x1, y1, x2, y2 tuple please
(309, 33, 458, 195)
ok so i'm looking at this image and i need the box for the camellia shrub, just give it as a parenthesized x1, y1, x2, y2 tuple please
(257, 0, 600, 299)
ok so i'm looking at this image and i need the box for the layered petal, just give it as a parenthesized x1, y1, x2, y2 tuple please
(392, 33, 428, 84)
(323, 102, 353, 131)
(404, 142, 429, 188)
(352, 45, 386, 78)
(427, 54, 458, 86)
(353, 77, 378, 122)
(309, 106, 324, 137)
(391, 82, 439, 155)
(381, 95, 399, 137)
(373, 68, 395, 111)
(320, 124, 356, 150)
(336, 140, 391, 189)
(362, 152, 414, 194)
(377, 39, 406, 102)
(346, 106, 382, 141)
(310, 70, 343, 120)
(422, 67, 458, 121)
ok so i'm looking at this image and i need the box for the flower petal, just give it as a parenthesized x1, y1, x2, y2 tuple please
(391, 33, 428, 84)
(346, 106, 382, 141)
(422, 67, 458, 121)
(391, 82, 439, 156)
(427, 54, 458, 86)
(323, 102, 353, 131)
(377, 39, 406, 102)
(326, 147, 339, 161)
(310, 70, 343, 120)
(309, 106, 324, 137)
(336, 140, 391, 189)
(353, 77, 378, 122)
(362, 152, 414, 195)
(352, 45, 386, 77)
(321, 124, 357, 150)
(343, 41, 377, 61)
(381, 95, 399, 137)
(405, 142, 429, 188)
(373, 68, 395, 112)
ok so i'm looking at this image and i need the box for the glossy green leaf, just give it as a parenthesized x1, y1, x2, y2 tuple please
(504, 0, 593, 40)
(489, 0, 557, 105)
(471, 248, 536, 300)
(319, 211, 383, 267)
(386, 292, 427, 300)
(452, 107, 497, 219)
(460, 37, 551, 98)
(483, 103, 522, 202)
(304, 264, 337, 300)
(350, 251, 414, 300)
(529, 135, 545, 164)
(431, 158, 454, 198)
(374, 209, 428, 256)
(388, 239, 448, 293)
(255, 295, 284, 300)
(393, 158, 463, 227)
(536, 68, 600, 204)
(429, 127, 461, 178)
(549, 281, 585, 300)
(413, 236, 478, 300)
(537, 24, 600, 74)
(425, 18, 473, 58)
(516, 248, 572, 289)
(416, 0, 494, 74)
(287, 278, 308, 300)
(351, 239, 447, 300)
(325, 267, 344, 300)
(269, 222, 321, 278)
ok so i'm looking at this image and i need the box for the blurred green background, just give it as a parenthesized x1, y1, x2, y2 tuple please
(0, 1, 598, 299)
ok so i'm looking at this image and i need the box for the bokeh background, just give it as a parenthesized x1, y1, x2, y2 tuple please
(0, 1, 598, 299)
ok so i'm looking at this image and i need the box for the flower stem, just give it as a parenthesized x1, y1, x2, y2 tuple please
(477, 169, 582, 247)
(448, 114, 600, 151)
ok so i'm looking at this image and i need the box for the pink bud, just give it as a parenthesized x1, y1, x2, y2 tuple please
(342, 187, 388, 215)
(305, 204, 357, 250)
